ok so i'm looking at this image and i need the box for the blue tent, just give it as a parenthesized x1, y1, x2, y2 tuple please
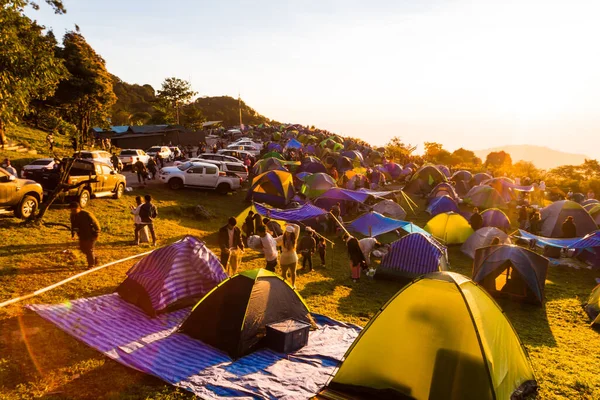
(284, 138, 303, 150)
(376, 233, 448, 280)
(426, 195, 459, 216)
(517, 230, 600, 249)
(346, 211, 429, 237)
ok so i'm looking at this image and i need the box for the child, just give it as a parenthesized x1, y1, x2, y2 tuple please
(317, 237, 326, 268)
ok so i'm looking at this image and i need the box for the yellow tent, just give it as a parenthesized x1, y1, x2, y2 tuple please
(424, 212, 474, 245)
(235, 205, 285, 233)
(584, 284, 600, 326)
(318, 272, 537, 400)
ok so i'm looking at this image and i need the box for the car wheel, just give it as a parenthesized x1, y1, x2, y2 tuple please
(16, 195, 38, 219)
(79, 189, 90, 208)
(169, 178, 183, 190)
(113, 183, 124, 199)
(217, 183, 230, 195)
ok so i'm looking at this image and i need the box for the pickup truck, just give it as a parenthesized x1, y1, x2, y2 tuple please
(159, 161, 241, 194)
(0, 167, 44, 219)
(37, 159, 127, 208)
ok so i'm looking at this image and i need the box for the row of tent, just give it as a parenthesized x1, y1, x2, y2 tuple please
(115, 236, 539, 399)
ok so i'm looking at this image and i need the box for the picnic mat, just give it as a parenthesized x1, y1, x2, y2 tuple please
(27, 294, 360, 399)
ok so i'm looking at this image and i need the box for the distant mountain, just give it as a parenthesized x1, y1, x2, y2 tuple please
(473, 145, 589, 170)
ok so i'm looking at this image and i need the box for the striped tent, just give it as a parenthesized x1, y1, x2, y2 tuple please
(117, 236, 228, 317)
(376, 233, 448, 280)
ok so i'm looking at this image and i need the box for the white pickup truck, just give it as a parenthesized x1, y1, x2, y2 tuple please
(159, 161, 241, 194)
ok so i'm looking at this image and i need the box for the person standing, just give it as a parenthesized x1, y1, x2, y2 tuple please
(330, 202, 341, 234)
(561, 216, 577, 238)
(253, 212, 264, 234)
(156, 154, 164, 169)
(134, 157, 147, 185)
(469, 207, 483, 231)
(69, 202, 101, 269)
(218, 217, 244, 271)
(257, 225, 278, 272)
(147, 157, 158, 180)
(346, 235, 367, 283)
(3, 159, 17, 177)
(263, 217, 283, 237)
(136, 194, 158, 246)
(299, 227, 316, 272)
(529, 211, 541, 235)
(244, 211, 255, 238)
(276, 224, 300, 289)
(317, 237, 326, 268)
(518, 206, 529, 230)
(46, 133, 54, 151)
(111, 152, 120, 172)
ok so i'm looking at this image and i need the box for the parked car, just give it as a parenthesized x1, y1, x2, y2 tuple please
(21, 158, 56, 180)
(198, 153, 244, 163)
(216, 149, 254, 161)
(74, 150, 123, 171)
(169, 146, 183, 160)
(225, 144, 260, 156)
(146, 146, 172, 160)
(159, 161, 241, 194)
(0, 167, 44, 219)
(38, 158, 126, 208)
(118, 149, 150, 168)
(230, 139, 263, 150)
(200, 159, 249, 181)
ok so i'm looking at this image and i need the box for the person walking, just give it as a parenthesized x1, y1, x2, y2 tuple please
(257, 225, 278, 272)
(561, 216, 577, 238)
(130, 196, 148, 244)
(135, 194, 158, 246)
(69, 202, 101, 269)
(147, 157, 158, 180)
(469, 207, 484, 231)
(111, 152, 120, 172)
(346, 235, 367, 283)
(218, 217, 244, 272)
(134, 157, 147, 185)
(317, 237, 326, 268)
(156, 154, 164, 169)
(276, 224, 300, 288)
(299, 227, 316, 272)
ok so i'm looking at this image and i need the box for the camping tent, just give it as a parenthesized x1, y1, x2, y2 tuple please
(346, 211, 429, 237)
(428, 182, 459, 202)
(247, 170, 295, 207)
(463, 186, 508, 209)
(299, 156, 328, 174)
(481, 208, 511, 231)
(179, 269, 316, 359)
(318, 271, 537, 400)
(540, 200, 598, 238)
(473, 245, 549, 305)
(472, 172, 493, 185)
(584, 284, 600, 325)
(426, 195, 460, 216)
(372, 199, 407, 220)
(252, 157, 285, 175)
(403, 165, 447, 195)
(117, 236, 228, 317)
(436, 164, 451, 178)
(461, 227, 511, 259)
(451, 170, 472, 182)
(424, 212, 475, 244)
(376, 233, 448, 280)
(300, 173, 337, 198)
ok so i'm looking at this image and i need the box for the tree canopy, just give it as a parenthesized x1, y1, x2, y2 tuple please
(156, 77, 197, 125)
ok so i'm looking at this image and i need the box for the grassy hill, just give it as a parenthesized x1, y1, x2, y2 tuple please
(474, 144, 589, 170)
(1, 125, 72, 171)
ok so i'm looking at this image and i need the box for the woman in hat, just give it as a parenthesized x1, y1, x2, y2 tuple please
(276, 223, 300, 289)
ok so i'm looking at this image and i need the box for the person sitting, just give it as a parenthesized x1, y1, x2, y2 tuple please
(469, 207, 484, 231)
(529, 211, 541, 235)
(561, 216, 577, 238)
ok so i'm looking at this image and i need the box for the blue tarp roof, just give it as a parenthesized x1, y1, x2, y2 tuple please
(254, 202, 328, 221)
(517, 229, 600, 249)
(317, 188, 372, 203)
(285, 138, 303, 149)
(346, 211, 430, 237)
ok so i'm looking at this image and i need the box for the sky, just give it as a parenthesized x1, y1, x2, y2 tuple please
(28, 0, 600, 158)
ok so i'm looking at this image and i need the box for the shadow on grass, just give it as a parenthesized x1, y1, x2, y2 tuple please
(0, 242, 70, 256)
(500, 300, 558, 348)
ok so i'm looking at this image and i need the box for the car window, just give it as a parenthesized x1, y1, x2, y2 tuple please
(188, 167, 204, 174)
(101, 165, 113, 174)
(30, 160, 52, 166)
(227, 164, 246, 172)
(205, 166, 218, 175)
(120, 150, 137, 155)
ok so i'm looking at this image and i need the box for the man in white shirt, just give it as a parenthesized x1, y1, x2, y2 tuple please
(257, 225, 278, 272)
(357, 237, 383, 266)
(3, 159, 17, 177)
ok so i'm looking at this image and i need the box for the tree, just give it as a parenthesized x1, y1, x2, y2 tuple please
(450, 148, 482, 167)
(423, 142, 453, 165)
(485, 151, 512, 172)
(0, 0, 67, 146)
(157, 77, 197, 125)
(50, 31, 116, 146)
(180, 105, 206, 130)
(384, 136, 416, 164)
(511, 161, 542, 181)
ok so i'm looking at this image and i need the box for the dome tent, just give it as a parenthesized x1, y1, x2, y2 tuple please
(461, 227, 511, 259)
(179, 269, 316, 359)
(247, 170, 295, 208)
(424, 212, 474, 245)
(300, 172, 337, 198)
(464, 186, 508, 210)
(584, 284, 600, 325)
(376, 233, 448, 280)
(426, 195, 460, 216)
(117, 236, 228, 317)
(372, 199, 407, 220)
(473, 245, 549, 305)
(481, 208, 511, 231)
(540, 200, 598, 238)
(318, 272, 537, 400)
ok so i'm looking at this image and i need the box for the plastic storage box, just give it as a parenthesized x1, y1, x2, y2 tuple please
(265, 319, 310, 353)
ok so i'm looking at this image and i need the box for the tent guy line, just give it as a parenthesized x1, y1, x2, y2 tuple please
(0, 250, 154, 309)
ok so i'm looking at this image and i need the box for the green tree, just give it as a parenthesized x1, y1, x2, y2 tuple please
(180, 104, 206, 130)
(485, 151, 512, 173)
(51, 30, 116, 145)
(157, 77, 197, 125)
(511, 160, 542, 181)
(450, 148, 482, 167)
(0, 0, 67, 147)
(384, 136, 416, 164)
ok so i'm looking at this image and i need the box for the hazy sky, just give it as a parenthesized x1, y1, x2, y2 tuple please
(28, 0, 600, 158)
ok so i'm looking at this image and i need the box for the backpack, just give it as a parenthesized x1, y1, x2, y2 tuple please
(139, 203, 158, 222)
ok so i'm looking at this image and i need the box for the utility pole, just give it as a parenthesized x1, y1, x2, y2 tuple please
(238, 92, 243, 130)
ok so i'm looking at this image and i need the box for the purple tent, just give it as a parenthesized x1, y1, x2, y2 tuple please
(117, 236, 227, 317)
(267, 143, 282, 152)
(299, 156, 328, 174)
(481, 208, 511, 231)
(385, 162, 403, 180)
(426, 195, 460, 216)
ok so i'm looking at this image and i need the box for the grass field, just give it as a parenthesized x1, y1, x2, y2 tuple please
(1, 127, 600, 399)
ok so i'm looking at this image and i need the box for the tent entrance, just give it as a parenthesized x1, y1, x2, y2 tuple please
(491, 263, 527, 300)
